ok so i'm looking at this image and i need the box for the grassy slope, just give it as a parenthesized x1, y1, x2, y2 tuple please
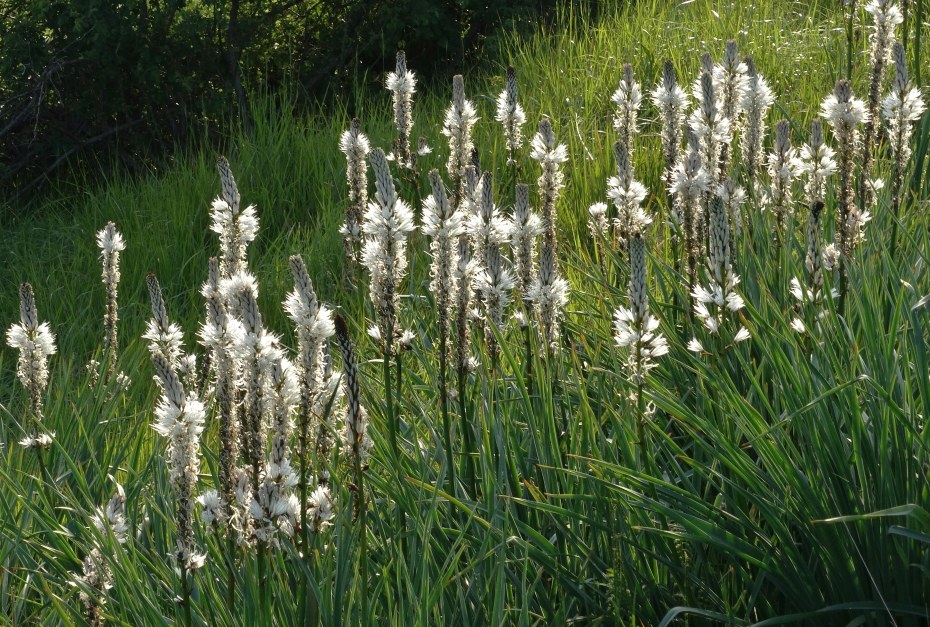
(2, 0, 930, 624)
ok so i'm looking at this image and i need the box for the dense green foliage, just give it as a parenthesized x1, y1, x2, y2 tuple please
(2, 0, 930, 624)
(0, 0, 551, 196)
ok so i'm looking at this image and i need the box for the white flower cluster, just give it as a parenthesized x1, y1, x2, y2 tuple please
(6, 283, 57, 447)
(607, 140, 650, 247)
(423, 169, 465, 325)
(386, 50, 416, 169)
(739, 57, 774, 186)
(338, 118, 370, 259)
(251, 357, 301, 544)
(511, 183, 543, 306)
(670, 144, 710, 288)
(79, 484, 128, 625)
(612, 63, 642, 153)
(469, 171, 511, 277)
(690, 62, 731, 182)
(212, 157, 259, 280)
(471, 175, 515, 353)
(496, 66, 526, 163)
(442, 75, 479, 189)
(92, 221, 128, 387)
(529, 117, 569, 350)
(796, 120, 837, 207)
(689, 197, 750, 352)
(151, 350, 206, 572)
(713, 41, 748, 138)
(614, 233, 668, 385)
(821, 80, 870, 260)
(284, 255, 337, 531)
(767, 120, 801, 235)
(883, 42, 926, 162)
(651, 60, 689, 187)
(362, 148, 415, 344)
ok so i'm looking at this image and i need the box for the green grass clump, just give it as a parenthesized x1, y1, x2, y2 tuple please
(2, 1, 930, 625)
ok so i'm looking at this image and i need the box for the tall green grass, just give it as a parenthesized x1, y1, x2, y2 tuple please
(2, 1, 930, 624)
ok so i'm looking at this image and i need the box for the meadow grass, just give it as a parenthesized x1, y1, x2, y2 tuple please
(2, 1, 930, 624)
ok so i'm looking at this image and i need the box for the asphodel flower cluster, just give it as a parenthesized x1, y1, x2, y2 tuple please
(496, 66, 526, 164)
(339, 118, 370, 263)
(386, 50, 416, 170)
(6, 283, 57, 448)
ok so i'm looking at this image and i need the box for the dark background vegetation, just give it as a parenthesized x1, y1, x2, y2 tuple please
(0, 0, 559, 203)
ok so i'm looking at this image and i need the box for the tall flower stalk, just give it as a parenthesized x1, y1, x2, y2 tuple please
(691, 57, 731, 184)
(230, 280, 280, 497)
(227, 277, 279, 614)
(387, 50, 416, 170)
(197, 273, 244, 609)
(791, 118, 838, 333)
(472, 174, 515, 361)
(670, 138, 711, 292)
(422, 169, 464, 493)
(96, 222, 125, 382)
(883, 41, 926, 257)
(790, 200, 829, 334)
(361, 148, 414, 461)
(612, 64, 642, 157)
(454, 167, 480, 478)
(689, 196, 750, 353)
(251, 356, 299, 545)
(470, 172, 510, 285)
(510, 181, 542, 396)
(608, 141, 650, 250)
(6, 283, 57, 449)
(767, 119, 800, 245)
(213, 157, 259, 281)
(79, 484, 128, 627)
(651, 60, 689, 203)
(718, 177, 746, 255)
(740, 57, 774, 195)
(529, 117, 569, 352)
(333, 314, 370, 620)
(496, 66, 526, 167)
(821, 80, 869, 309)
(149, 296, 206, 627)
(613, 230, 668, 470)
(339, 118, 370, 265)
(284, 255, 335, 545)
(511, 183, 542, 308)
(454, 225, 476, 493)
(443, 75, 479, 203)
(860, 0, 903, 209)
(713, 40, 748, 177)
(455, 166, 480, 383)
(198, 283, 245, 534)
